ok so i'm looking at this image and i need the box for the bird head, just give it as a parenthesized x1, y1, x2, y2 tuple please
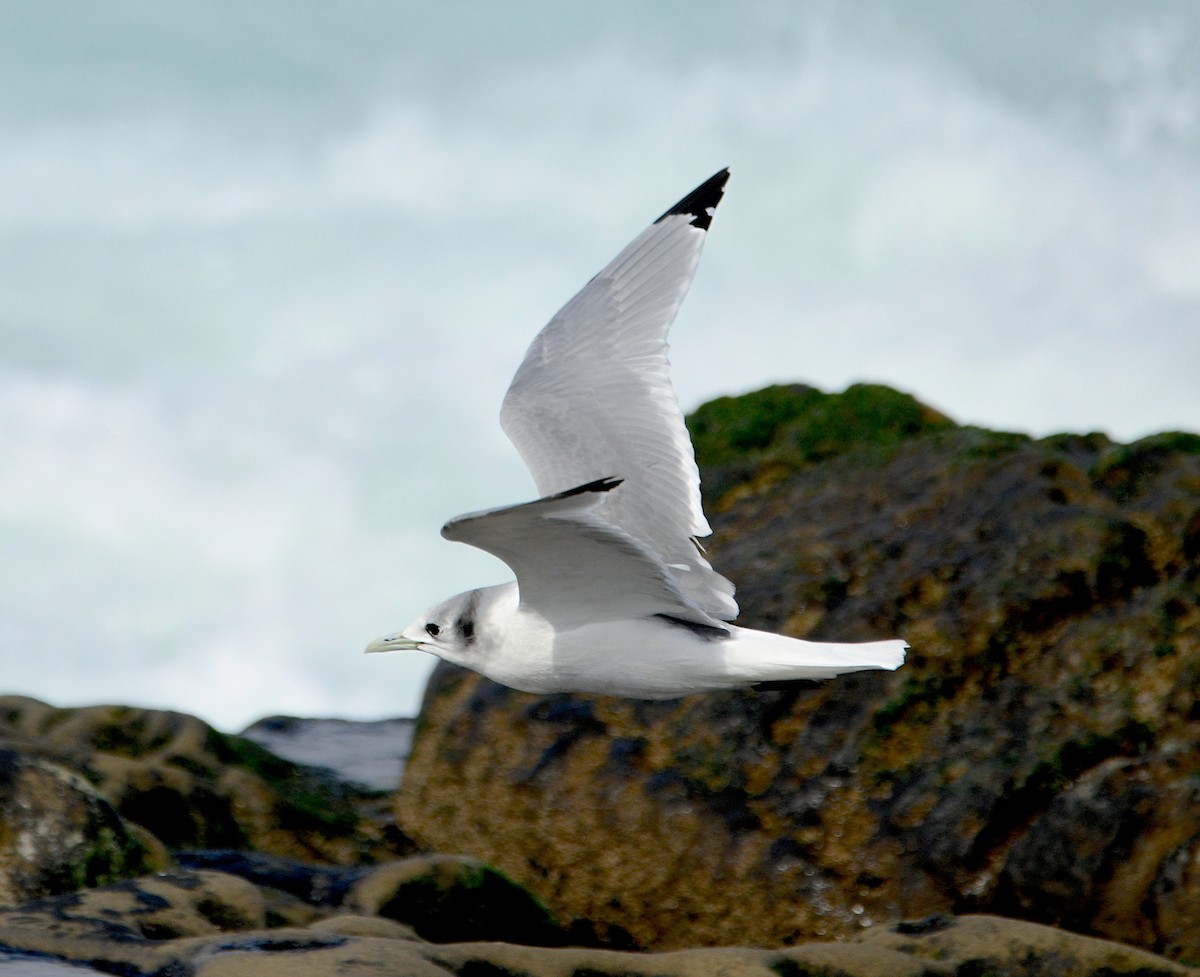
(365, 587, 489, 669)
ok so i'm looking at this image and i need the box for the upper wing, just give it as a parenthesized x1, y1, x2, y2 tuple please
(442, 478, 729, 632)
(499, 169, 739, 621)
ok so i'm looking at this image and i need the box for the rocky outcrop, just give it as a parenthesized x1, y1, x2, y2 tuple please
(0, 865, 1190, 977)
(3, 383, 1198, 973)
(0, 696, 408, 900)
(395, 384, 1200, 957)
(0, 749, 152, 905)
(0, 855, 575, 970)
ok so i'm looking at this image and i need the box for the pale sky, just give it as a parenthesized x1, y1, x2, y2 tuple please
(2, 1, 1198, 728)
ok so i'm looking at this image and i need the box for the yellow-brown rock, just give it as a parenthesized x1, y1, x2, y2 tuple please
(0, 696, 404, 872)
(396, 385, 1200, 958)
(344, 853, 566, 944)
(0, 749, 151, 905)
(0, 869, 315, 972)
(1, 889, 1193, 977)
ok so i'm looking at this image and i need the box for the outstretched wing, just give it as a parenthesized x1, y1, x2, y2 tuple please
(499, 169, 738, 622)
(442, 478, 729, 633)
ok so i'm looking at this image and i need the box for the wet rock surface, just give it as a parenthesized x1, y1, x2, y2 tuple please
(0, 873, 1191, 977)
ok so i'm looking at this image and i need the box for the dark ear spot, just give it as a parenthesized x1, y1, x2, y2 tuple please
(459, 618, 475, 644)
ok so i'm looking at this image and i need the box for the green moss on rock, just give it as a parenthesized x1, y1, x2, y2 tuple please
(217, 733, 361, 840)
(0, 751, 154, 905)
(0, 698, 405, 869)
(348, 855, 569, 945)
(1091, 431, 1200, 502)
(687, 383, 956, 503)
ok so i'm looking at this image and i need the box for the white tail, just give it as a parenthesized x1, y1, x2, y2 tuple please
(723, 627, 907, 683)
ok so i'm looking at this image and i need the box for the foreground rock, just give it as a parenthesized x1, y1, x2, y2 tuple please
(0, 696, 407, 902)
(0, 864, 1189, 977)
(0, 750, 152, 905)
(397, 384, 1200, 957)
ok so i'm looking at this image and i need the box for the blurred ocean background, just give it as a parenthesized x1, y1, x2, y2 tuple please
(2, 1, 1198, 731)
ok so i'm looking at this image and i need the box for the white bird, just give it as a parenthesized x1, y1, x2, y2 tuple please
(366, 169, 906, 697)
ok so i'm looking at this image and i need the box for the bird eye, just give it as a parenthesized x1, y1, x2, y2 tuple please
(425, 623, 441, 637)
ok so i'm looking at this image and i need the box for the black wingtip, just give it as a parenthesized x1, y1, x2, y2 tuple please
(554, 476, 624, 499)
(654, 168, 730, 231)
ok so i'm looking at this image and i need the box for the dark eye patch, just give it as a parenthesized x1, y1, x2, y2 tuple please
(425, 623, 441, 637)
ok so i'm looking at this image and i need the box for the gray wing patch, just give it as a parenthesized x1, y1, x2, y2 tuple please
(442, 479, 727, 632)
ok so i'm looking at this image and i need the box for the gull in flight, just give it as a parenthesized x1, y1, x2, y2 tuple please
(367, 170, 906, 696)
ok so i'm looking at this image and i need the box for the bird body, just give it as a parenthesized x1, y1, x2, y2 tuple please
(393, 579, 904, 699)
(367, 170, 907, 695)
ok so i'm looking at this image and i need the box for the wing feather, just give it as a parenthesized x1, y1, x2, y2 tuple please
(499, 169, 738, 621)
(442, 478, 728, 632)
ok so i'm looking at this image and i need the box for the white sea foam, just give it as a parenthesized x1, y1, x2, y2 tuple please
(1, 2, 1198, 727)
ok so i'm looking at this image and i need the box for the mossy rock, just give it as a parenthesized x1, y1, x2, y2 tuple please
(0, 750, 152, 905)
(0, 697, 403, 868)
(347, 855, 569, 945)
(1091, 431, 1200, 503)
(687, 383, 956, 503)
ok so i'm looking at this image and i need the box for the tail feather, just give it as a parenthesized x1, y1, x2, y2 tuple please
(725, 628, 907, 683)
